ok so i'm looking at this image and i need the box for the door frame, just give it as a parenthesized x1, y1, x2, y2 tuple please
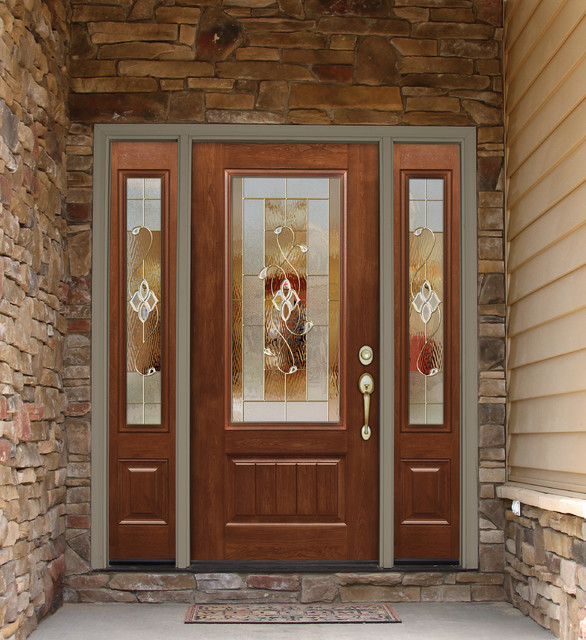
(91, 124, 478, 570)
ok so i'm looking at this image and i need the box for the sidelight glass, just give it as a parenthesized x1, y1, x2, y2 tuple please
(231, 176, 341, 422)
(408, 178, 444, 424)
(126, 177, 162, 424)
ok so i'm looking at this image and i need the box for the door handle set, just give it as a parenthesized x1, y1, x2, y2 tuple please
(358, 372, 374, 441)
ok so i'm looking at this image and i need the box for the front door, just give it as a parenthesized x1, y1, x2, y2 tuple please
(191, 143, 379, 562)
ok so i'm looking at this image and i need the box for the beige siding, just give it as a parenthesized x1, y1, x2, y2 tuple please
(505, 0, 586, 492)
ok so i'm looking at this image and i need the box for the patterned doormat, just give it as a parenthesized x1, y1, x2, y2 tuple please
(185, 603, 401, 624)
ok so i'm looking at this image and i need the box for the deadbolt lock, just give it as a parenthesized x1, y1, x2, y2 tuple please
(359, 345, 373, 366)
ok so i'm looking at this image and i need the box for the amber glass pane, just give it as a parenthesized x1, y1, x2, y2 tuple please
(126, 177, 162, 424)
(232, 176, 340, 422)
(408, 178, 444, 425)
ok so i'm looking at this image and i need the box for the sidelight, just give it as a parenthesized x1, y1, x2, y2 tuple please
(126, 177, 162, 425)
(408, 178, 444, 425)
(231, 176, 342, 423)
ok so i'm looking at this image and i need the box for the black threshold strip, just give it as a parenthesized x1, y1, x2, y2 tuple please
(105, 560, 465, 573)
(188, 561, 381, 573)
(105, 561, 380, 573)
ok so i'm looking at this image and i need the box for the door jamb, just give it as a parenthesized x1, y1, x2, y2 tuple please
(91, 124, 478, 570)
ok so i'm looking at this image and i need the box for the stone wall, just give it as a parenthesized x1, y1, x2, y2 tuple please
(64, 0, 506, 600)
(0, 1, 70, 638)
(504, 501, 586, 640)
(63, 569, 504, 604)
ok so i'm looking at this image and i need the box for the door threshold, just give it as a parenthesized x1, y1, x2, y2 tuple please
(189, 561, 381, 573)
(393, 559, 462, 571)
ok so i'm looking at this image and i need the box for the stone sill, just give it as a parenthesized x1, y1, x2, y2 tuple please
(497, 483, 586, 519)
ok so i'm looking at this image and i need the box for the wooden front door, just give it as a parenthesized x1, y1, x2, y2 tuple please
(191, 143, 379, 562)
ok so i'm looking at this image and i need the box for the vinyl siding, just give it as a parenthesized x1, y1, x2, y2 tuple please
(505, 0, 586, 492)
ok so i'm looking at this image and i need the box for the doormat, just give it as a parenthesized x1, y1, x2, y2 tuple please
(185, 603, 401, 624)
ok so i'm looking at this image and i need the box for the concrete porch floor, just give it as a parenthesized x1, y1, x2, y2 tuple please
(29, 602, 554, 639)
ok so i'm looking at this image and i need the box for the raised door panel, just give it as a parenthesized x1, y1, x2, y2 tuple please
(118, 459, 169, 525)
(227, 458, 343, 520)
(399, 459, 450, 525)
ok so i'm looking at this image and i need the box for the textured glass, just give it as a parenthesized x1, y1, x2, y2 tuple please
(126, 177, 162, 425)
(307, 326, 328, 401)
(408, 178, 444, 425)
(232, 176, 341, 422)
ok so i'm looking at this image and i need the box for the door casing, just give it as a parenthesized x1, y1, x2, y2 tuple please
(91, 124, 479, 570)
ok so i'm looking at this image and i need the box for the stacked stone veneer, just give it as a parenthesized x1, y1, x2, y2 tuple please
(61, 0, 506, 614)
(0, 1, 71, 638)
(64, 570, 504, 604)
(504, 501, 586, 640)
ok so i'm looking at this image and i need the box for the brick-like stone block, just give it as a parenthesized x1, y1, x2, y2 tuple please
(217, 61, 313, 81)
(402, 573, 445, 586)
(137, 590, 194, 603)
(98, 43, 195, 61)
(312, 64, 353, 83)
(87, 23, 178, 44)
(471, 585, 505, 601)
(336, 573, 403, 586)
(289, 109, 332, 124)
(544, 530, 573, 560)
(356, 36, 401, 85)
(119, 61, 214, 79)
(70, 94, 170, 124)
(561, 559, 578, 594)
(421, 585, 471, 602)
(206, 93, 255, 110)
(197, 8, 245, 62)
(246, 575, 300, 591)
(290, 84, 401, 110)
(196, 574, 243, 590)
(257, 81, 288, 111)
(340, 585, 420, 602)
(109, 573, 196, 591)
(300, 576, 337, 603)
(78, 589, 137, 603)
(480, 544, 505, 572)
(318, 17, 409, 36)
(155, 7, 201, 24)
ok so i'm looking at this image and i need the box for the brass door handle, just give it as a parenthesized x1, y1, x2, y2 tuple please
(358, 373, 374, 441)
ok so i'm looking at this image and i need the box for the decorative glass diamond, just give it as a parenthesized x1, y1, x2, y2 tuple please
(139, 304, 150, 323)
(272, 289, 286, 311)
(412, 280, 440, 325)
(130, 291, 142, 312)
(272, 279, 300, 322)
(130, 279, 158, 324)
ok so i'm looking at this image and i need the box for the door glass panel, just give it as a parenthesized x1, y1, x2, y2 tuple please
(126, 177, 162, 424)
(408, 178, 444, 425)
(231, 176, 341, 423)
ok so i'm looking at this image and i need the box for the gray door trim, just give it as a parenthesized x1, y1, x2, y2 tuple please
(91, 124, 478, 570)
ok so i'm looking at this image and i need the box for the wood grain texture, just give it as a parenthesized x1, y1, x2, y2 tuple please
(191, 143, 379, 561)
(109, 141, 177, 560)
(227, 458, 343, 519)
(224, 524, 348, 561)
(393, 144, 460, 561)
